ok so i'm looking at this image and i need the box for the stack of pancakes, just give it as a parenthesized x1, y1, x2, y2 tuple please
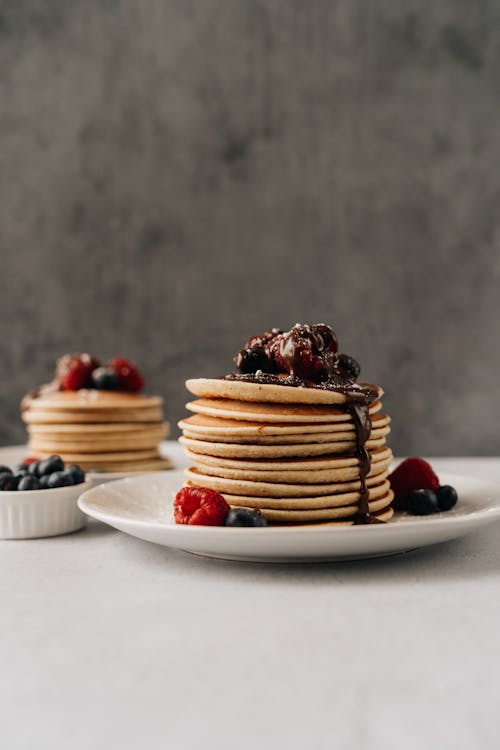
(178, 378, 394, 525)
(22, 390, 171, 472)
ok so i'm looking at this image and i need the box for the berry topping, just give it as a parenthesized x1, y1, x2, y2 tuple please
(17, 475, 41, 491)
(174, 486, 230, 526)
(232, 323, 360, 385)
(0, 472, 17, 491)
(388, 458, 440, 511)
(57, 353, 100, 391)
(235, 348, 270, 374)
(436, 485, 458, 511)
(108, 357, 144, 393)
(275, 324, 338, 380)
(0, 465, 13, 476)
(408, 489, 439, 516)
(338, 353, 361, 380)
(224, 508, 268, 527)
(92, 367, 120, 390)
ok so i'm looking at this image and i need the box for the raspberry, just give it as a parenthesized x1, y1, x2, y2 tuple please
(57, 353, 100, 390)
(109, 357, 144, 393)
(389, 458, 440, 511)
(174, 486, 230, 526)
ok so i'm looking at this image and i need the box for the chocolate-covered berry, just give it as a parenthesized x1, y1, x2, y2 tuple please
(436, 485, 458, 511)
(18, 475, 41, 491)
(408, 489, 439, 516)
(235, 348, 268, 374)
(224, 508, 268, 527)
(338, 353, 361, 379)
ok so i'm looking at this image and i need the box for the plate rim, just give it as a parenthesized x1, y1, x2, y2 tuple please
(78, 471, 500, 536)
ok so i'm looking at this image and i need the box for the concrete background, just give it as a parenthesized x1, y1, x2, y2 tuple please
(1, 0, 499, 454)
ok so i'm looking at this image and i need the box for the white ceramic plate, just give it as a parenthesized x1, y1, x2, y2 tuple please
(78, 471, 500, 562)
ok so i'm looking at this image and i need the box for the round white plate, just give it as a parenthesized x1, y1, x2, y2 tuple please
(78, 471, 500, 562)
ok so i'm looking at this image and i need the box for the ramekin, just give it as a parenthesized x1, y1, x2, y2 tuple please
(0, 479, 93, 539)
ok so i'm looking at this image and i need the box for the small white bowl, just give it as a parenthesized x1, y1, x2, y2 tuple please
(0, 479, 93, 539)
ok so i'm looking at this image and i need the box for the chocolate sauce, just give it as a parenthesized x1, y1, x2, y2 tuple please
(345, 396, 378, 525)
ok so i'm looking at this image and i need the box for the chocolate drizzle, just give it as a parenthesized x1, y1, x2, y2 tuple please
(345, 396, 378, 524)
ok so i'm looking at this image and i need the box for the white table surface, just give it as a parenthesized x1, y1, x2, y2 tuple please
(1, 443, 500, 750)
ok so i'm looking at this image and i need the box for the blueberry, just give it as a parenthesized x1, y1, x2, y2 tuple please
(436, 485, 458, 512)
(408, 489, 438, 516)
(37, 455, 65, 476)
(28, 461, 43, 477)
(65, 464, 85, 484)
(0, 472, 17, 490)
(0, 465, 13, 475)
(47, 471, 74, 489)
(39, 474, 51, 490)
(338, 354, 361, 379)
(15, 463, 30, 474)
(224, 508, 268, 527)
(92, 367, 120, 390)
(17, 475, 41, 491)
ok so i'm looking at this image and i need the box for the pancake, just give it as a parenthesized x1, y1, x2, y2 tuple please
(181, 420, 390, 445)
(28, 422, 168, 448)
(214, 482, 391, 510)
(186, 378, 383, 406)
(178, 412, 390, 442)
(185, 461, 391, 498)
(180, 434, 388, 459)
(230, 479, 391, 508)
(186, 462, 389, 491)
(272, 506, 394, 526)
(22, 390, 163, 411)
(184, 445, 392, 471)
(256, 491, 393, 522)
(28, 430, 168, 453)
(23, 407, 165, 424)
(81, 457, 172, 472)
(26, 422, 170, 435)
(186, 398, 383, 424)
(33, 448, 162, 463)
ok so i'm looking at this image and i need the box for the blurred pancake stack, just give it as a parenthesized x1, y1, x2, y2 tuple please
(178, 324, 393, 525)
(21, 354, 171, 472)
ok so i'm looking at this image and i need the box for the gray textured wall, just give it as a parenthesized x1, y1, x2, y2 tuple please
(1, 0, 499, 455)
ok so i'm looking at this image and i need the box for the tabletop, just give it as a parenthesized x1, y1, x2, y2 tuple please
(1, 444, 499, 750)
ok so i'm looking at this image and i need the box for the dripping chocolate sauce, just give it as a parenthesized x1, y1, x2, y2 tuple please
(224, 371, 381, 524)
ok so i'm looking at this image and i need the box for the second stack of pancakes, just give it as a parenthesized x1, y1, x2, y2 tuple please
(179, 381, 394, 525)
(22, 390, 171, 472)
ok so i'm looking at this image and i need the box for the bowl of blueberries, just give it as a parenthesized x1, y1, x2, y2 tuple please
(0, 455, 92, 539)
